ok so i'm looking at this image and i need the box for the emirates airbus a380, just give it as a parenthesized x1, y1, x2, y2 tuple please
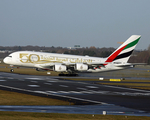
(3, 35, 143, 75)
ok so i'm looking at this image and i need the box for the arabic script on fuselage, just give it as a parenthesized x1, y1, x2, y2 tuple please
(20, 53, 93, 64)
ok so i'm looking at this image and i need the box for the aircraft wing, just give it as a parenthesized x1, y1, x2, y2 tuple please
(34, 63, 55, 69)
(34, 62, 106, 70)
(84, 62, 106, 67)
(131, 63, 147, 65)
(114, 63, 147, 67)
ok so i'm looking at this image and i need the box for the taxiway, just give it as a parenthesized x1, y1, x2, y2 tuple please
(0, 72, 150, 115)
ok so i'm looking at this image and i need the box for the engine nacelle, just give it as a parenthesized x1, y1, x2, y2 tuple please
(53, 64, 67, 72)
(75, 63, 88, 71)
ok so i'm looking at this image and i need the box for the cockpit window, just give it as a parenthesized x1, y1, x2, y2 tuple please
(8, 56, 12, 58)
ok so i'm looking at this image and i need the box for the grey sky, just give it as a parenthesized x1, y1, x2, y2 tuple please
(0, 0, 150, 49)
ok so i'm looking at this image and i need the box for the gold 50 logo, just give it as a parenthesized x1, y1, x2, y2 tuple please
(20, 53, 40, 63)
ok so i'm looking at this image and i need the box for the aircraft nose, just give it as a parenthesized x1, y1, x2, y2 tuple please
(3, 57, 9, 64)
(3, 57, 7, 64)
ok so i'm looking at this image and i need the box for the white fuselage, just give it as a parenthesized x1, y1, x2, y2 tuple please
(3, 51, 129, 73)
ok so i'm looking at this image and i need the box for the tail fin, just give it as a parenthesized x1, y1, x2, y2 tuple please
(105, 35, 141, 63)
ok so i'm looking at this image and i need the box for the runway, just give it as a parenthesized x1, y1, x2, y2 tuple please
(0, 72, 150, 115)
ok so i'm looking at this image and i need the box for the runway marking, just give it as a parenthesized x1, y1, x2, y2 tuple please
(28, 85, 40, 87)
(47, 81, 58, 82)
(0, 84, 108, 104)
(0, 80, 6, 82)
(42, 90, 150, 96)
(80, 91, 93, 94)
(47, 91, 58, 94)
(59, 85, 68, 87)
(114, 92, 150, 96)
(26, 78, 44, 80)
(34, 91, 47, 94)
(58, 91, 70, 93)
(45, 90, 108, 94)
(70, 91, 82, 94)
(86, 86, 98, 89)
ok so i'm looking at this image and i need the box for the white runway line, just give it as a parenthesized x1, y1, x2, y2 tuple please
(34, 91, 48, 94)
(69, 91, 82, 94)
(44, 83, 52, 85)
(28, 85, 40, 87)
(80, 91, 93, 94)
(59, 85, 68, 87)
(47, 91, 58, 94)
(41, 90, 150, 96)
(58, 91, 70, 93)
(47, 81, 58, 82)
(86, 86, 98, 89)
(0, 80, 6, 81)
(26, 78, 44, 80)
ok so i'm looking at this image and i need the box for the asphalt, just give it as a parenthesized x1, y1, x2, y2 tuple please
(0, 72, 150, 116)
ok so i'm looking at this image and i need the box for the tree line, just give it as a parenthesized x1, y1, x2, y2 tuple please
(0, 45, 150, 64)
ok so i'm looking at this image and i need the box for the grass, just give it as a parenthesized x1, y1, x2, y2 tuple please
(0, 62, 60, 76)
(0, 90, 73, 106)
(0, 111, 150, 120)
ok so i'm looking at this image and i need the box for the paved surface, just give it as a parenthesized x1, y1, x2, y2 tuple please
(0, 105, 150, 116)
(0, 72, 150, 115)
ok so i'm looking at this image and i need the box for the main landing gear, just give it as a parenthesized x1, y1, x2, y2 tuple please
(59, 73, 78, 76)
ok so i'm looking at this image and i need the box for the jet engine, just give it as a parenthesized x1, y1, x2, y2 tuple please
(53, 64, 67, 72)
(75, 63, 88, 71)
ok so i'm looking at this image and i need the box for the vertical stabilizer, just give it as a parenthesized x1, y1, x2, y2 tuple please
(105, 35, 141, 63)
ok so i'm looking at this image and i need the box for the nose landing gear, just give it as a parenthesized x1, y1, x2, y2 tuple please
(10, 65, 14, 72)
(10, 69, 14, 72)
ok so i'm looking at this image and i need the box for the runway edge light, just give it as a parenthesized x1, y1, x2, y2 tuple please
(99, 78, 104, 80)
(103, 111, 107, 115)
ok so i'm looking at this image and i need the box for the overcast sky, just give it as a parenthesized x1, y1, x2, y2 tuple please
(0, 0, 150, 50)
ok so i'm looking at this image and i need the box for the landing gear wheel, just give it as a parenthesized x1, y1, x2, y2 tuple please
(10, 69, 14, 72)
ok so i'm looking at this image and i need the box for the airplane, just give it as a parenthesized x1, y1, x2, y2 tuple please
(3, 35, 143, 75)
